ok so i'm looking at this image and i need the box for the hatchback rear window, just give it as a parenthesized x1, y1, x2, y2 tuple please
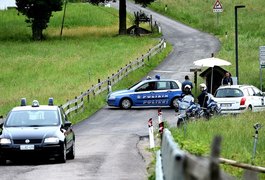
(215, 88, 243, 98)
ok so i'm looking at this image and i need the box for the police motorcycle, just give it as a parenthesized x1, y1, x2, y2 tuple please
(186, 102, 204, 119)
(203, 93, 221, 119)
(176, 85, 195, 126)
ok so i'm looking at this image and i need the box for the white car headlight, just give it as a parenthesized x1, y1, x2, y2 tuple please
(108, 95, 116, 100)
(44, 137, 59, 144)
(0, 138, 11, 145)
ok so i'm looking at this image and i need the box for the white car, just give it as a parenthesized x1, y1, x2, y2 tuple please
(213, 85, 265, 114)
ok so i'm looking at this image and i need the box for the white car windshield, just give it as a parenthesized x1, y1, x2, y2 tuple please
(215, 88, 243, 98)
(5, 110, 59, 127)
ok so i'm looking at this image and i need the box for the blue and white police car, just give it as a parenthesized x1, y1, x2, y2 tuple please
(107, 76, 183, 109)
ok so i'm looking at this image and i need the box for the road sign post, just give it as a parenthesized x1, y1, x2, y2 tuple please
(259, 46, 265, 90)
(213, 0, 223, 26)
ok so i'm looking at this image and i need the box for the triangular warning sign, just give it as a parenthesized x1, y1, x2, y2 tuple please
(213, 0, 223, 12)
(213, 0, 222, 9)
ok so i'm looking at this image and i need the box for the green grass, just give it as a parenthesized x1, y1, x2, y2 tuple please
(0, 3, 161, 116)
(170, 112, 265, 178)
(150, 0, 265, 88)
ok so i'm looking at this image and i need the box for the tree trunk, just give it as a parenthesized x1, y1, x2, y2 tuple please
(119, 0, 127, 35)
(32, 24, 43, 41)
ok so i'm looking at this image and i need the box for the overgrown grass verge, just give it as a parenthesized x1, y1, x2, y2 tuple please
(170, 112, 265, 178)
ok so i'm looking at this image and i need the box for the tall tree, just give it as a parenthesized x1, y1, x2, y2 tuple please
(89, 0, 155, 35)
(16, 0, 63, 40)
(119, 0, 126, 35)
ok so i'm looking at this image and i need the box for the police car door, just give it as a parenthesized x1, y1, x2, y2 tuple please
(155, 81, 173, 106)
(133, 81, 158, 106)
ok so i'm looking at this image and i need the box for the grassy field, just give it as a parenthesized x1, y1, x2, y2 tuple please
(148, 0, 265, 178)
(0, 3, 161, 116)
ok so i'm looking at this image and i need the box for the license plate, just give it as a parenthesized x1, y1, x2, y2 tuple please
(20, 145, 34, 150)
(221, 103, 232, 107)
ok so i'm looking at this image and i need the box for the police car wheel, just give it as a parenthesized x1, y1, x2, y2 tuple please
(171, 97, 179, 109)
(120, 98, 132, 109)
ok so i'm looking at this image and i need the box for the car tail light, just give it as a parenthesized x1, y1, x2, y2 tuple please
(240, 97, 246, 105)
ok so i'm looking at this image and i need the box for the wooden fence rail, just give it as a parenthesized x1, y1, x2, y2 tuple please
(61, 39, 166, 117)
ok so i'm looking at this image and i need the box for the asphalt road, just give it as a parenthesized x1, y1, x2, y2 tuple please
(0, 1, 220, 180)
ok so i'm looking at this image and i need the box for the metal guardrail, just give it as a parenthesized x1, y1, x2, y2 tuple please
(61, 39, 166, 117)
(156, 129, 235, 180)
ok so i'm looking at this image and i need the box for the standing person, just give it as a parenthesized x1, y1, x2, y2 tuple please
(197, 83, 208, 108)
(182, 75, 193, 92)
(221, 72, 233, 85)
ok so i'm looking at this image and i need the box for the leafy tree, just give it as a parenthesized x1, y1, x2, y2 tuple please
(16, 0, 63, 40)
(88, 0, 154, 35)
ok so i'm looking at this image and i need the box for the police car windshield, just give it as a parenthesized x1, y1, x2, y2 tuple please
(128, 80, 142, 90)
(5, 110, 59, 127)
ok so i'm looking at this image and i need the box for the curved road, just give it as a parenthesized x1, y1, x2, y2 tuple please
(0, 1, 220, 180)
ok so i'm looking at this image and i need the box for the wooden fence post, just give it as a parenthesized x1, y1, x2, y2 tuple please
(92, 85, 95, 96)
(98, 79, 101, 90)
(81, 92, 84, 111)
(75, 96, 78, 114)
(210, 136, 222, 180)
(117, 70, 120, 80)
(67, 99, 70, 117)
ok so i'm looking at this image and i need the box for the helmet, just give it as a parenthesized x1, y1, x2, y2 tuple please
(199, 83, 207, 91)
(184, 85, 191, 90)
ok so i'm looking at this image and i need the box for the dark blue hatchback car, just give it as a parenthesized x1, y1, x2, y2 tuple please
(107, 76, 183, 109)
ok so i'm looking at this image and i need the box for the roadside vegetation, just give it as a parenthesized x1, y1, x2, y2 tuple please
(148, 0, 265, 178)
(150, 0, 265, 88)
(0, 3, 165, 119)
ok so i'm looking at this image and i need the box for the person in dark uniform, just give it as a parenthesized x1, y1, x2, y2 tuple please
(197, 83, 208, 108)
(221, 72, 233, 85)
(182, 75, 193, 92)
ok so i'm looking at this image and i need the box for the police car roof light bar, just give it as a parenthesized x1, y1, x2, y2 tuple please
(32, 100, 39, 107)
(21, 98, 27, 106)
(155, 74, 160, 80)
(48, 97, 54, 106)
